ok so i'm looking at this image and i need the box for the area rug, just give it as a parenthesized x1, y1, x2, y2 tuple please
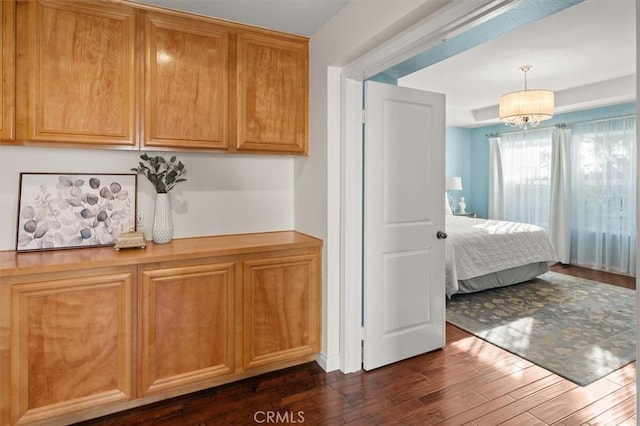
(446, 271, 636, 386)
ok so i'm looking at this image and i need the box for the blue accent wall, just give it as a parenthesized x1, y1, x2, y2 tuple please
(368, 73, 397, 85)
(446, 102, 637, 219)
(445, 127, 471, 208)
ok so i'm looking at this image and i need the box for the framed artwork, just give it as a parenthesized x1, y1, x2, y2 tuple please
(16, 173, 137, 252)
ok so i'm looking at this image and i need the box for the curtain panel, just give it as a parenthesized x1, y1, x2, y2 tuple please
(488, 136, 504, 219)
(549, 126, 572, 264)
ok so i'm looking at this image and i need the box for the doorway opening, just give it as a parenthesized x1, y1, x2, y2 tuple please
(336, 0, 638, 374)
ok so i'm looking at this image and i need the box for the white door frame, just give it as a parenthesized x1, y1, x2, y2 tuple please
(336, 0, 632, 373)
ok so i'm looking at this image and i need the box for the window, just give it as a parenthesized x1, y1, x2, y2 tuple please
(493, 116, 636, 275)
(570, 116, 636, 274)
(499, 128, 553, 230)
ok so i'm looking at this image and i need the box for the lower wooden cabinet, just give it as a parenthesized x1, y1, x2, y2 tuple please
(5, 267, 135, 425)
(139, 261, 235, 395)
(0, 232, 322, 425)
(242, 254, 320, 370)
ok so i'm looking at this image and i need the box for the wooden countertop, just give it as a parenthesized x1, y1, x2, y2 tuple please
(0, 230, 323, 277)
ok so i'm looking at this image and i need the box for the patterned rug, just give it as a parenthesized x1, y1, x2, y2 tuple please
(446, 271, 636, 386)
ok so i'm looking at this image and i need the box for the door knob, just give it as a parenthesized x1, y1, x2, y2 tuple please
(436, 231, 448, 239)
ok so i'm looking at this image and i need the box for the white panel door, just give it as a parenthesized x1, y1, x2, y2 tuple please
(363, 80, 446, 370)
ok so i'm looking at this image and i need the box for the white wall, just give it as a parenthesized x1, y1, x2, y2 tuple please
(297, 0, 452, 371)
(0, 146, 293, 250)
(0, 0, 473, 373)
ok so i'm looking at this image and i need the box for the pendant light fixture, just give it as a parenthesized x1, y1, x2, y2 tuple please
(499, 65, 554, 129)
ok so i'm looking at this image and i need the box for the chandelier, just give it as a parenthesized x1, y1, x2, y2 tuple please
(499, 65, 554, 129)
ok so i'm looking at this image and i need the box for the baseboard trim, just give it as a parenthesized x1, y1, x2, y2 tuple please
(316, 352, 340, 372)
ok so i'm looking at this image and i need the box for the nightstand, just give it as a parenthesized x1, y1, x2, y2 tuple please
(453, 212, 476, 218)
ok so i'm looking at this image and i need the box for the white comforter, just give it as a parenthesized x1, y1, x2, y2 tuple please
(445, 215, 557, 296)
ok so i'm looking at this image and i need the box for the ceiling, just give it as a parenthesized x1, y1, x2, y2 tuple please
(133, 0, 350, 36)
(135, 0, 635, 128)
(399, 0, 636, 127)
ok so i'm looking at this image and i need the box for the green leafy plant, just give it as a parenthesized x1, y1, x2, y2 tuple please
(131, 153, 187, 193)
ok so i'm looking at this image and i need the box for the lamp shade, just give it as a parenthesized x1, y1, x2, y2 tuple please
(499, 89, 554, 128)
(446, 176, 462, 191)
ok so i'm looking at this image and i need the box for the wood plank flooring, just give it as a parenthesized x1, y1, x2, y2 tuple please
(77, 265, 636, 426)
(549, 263, 635, 290)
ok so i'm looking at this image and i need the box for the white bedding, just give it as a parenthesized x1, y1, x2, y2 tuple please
(445, 215, 557, 296)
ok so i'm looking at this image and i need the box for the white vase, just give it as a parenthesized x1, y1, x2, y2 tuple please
(152, 193, 174, 244)
(458, 197, 466, 214)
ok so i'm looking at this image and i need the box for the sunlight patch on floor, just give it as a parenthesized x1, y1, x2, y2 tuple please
(480, 317, 534, 351)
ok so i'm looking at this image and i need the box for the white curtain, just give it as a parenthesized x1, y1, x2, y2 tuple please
(570, 116, 636, 275)
(548, 126, 572, 263)
(498, 128, 554, 229)
(487, 136, 504, 219)
(488, 116, 636, 275)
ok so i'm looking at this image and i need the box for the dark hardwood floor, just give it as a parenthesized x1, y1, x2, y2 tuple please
(549, 263, 636, 289)
(77, 265, 637, 426)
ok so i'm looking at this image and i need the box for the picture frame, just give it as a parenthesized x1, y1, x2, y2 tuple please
(16, 173, 137, 252)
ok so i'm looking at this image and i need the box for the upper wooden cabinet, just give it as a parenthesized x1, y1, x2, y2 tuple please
(236, 32, 309, 155)
(9, 0, 309, 154)
(0, 0, 15, 141)
(142, 14, 308, 154)
(142, 12, 229, 150)
(15, 0, 137, 147)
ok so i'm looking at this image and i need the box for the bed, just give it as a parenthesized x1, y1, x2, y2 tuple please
(445, 214, 557, 298)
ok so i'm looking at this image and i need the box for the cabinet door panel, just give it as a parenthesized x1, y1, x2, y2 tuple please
(140, 262, 235, 395)
(236, 33, 308, 154)
(16, 0, 136, 146)
(242, 253, 320, 369)
(1, 0, 15, 141)
(10, 271, 134, 424)
(143, 12, 228, 149)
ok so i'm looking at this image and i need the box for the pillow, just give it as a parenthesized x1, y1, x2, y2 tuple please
(445, 193, 453, 215)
